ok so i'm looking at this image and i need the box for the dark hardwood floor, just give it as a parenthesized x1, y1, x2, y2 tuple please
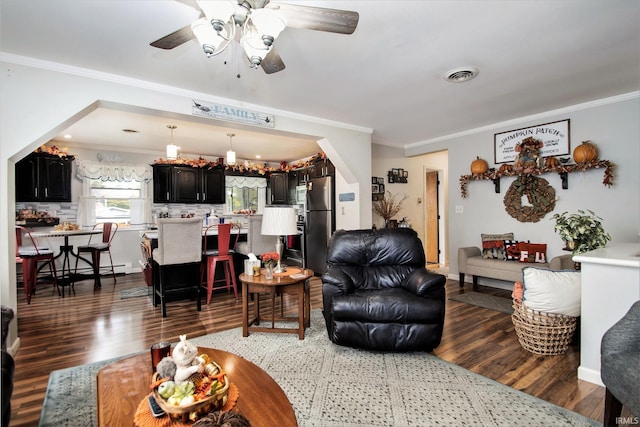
(9, 272, 607, 426)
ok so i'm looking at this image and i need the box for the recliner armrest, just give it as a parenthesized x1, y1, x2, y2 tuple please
(400, 267, 446, 297)
(322, 269, 355, 294)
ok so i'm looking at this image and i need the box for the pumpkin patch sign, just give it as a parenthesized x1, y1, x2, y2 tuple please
(494, 119, 570, 164)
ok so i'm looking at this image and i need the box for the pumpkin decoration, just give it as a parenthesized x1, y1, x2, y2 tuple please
(470, 156, 489, 175)
(498, 164, 513, 174)
(544, 157, 559, 168)
(573, 140, 597, 163)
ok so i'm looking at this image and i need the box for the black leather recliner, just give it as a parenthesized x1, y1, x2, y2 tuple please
(322, 228, 446, 352)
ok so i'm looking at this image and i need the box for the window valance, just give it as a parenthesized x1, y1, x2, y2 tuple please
(76, 160, 152, 183)
(226, 175, 267, 188)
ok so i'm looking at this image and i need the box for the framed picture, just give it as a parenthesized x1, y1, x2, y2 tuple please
(372, 184, 379, 193)
(393, 168, 400, 176)
(379, 184, 385, 193)
(494, 119, 570, 163)
(377, 177, 384, 184)
(403, 170, 408, 178)
(372, 177, 378, 184)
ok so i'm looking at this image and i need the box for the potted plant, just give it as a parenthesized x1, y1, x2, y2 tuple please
(551, 210, 611, 255)
(373, 191, 408, 228)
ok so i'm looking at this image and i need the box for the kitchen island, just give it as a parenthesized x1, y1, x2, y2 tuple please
(573, 243, 640, 385)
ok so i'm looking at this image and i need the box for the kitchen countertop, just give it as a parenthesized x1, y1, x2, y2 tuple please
(141, 226, 247, 240)
(573, 243, 640, 268)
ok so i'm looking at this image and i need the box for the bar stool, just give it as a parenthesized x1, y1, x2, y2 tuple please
(15, 226, 59, 304)
(74, 222, 118, 287)
(152, 217, 203, 317)
(201, 223, 241, 304)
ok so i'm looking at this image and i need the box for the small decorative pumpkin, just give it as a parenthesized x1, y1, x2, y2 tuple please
(573, 141, 597, 163)
(470, 156, 489, 175)
(498, 164, 513, 174)
(544, 157, 559, 168)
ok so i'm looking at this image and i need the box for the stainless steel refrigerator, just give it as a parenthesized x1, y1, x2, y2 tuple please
(305, 176, 334, 275)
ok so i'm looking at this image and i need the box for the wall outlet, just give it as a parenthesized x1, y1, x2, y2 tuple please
(455, 205, 464, 214)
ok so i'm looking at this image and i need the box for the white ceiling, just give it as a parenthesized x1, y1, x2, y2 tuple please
(1, 0, 639, 162)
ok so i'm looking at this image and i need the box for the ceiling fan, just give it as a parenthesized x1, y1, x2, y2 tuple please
(150, 0, 359, 74)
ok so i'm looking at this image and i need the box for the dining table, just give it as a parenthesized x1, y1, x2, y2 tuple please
(30, 228, 102, 294)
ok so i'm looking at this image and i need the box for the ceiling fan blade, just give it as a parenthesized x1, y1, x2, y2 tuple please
(272, 3, 359, 34)
(150, 25, 194, 50)
(261, 48, 286, 74)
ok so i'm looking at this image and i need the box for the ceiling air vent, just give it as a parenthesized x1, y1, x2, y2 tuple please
(444, 67, 479, 83)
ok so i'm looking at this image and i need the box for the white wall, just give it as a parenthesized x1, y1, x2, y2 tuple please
(406, 94, 640, 282)
(372, 145, 450, 265)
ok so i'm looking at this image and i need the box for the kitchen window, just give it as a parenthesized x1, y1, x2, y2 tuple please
(75, 160, 152, 228)
(90, 179, 141, 223)
(225, 176, 267, 214)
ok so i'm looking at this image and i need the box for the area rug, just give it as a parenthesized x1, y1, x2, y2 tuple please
(40, 310, 597, 427)
(449, 291, 514, 314)
(119, 286, 150, 299)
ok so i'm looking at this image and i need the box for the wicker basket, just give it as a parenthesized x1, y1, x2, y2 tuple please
(511, 300, 577, 355)
(152, 361, 229, 423)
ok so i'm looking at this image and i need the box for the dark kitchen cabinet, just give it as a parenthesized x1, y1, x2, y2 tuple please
(287, 170, 299, 204)
(269, 172, 288, 204)
(201, 167, 225, 204)
(15, 153, 73, 202)
(152, 165, 224, 204)
(152, 165, 172, 203)
(173, 166, 200, 203)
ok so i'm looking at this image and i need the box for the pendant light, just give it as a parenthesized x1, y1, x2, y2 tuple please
(166, 125, 179, 160)
(226, 133, 236, 165)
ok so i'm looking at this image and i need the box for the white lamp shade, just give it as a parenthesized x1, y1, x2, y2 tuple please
(226, 149, 236, 165)
(249, 9, 287, 41)
(166, 143, 179, 160)
(191, 18, 231, 56)
(241, 33, 269, 65)
(261, 207, 298, 236)
(197, 0, 236, 22)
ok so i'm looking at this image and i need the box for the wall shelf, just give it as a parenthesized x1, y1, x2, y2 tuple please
(459, 160, 614, 198)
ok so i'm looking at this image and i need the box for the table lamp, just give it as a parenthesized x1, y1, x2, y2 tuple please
(261, 206, 298, 273)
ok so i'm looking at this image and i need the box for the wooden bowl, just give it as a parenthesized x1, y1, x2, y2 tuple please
(152, 361, 229, 423)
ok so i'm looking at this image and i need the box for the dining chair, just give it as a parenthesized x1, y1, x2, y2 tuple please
(73, 222, 118, 286)
(201, 222, 241, 304)
(152, 217, 203, 317)
(15, 226, 59, 304)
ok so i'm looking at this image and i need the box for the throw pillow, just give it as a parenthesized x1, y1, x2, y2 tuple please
(521, 267, 581, 316)
(481, 232, 514, 242)
(518, 243, 547, 263)
(481, 240, 506, 260)
(504, 240, 524, 261)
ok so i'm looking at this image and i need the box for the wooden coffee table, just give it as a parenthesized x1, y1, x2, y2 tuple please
(96, 347, 297, 426)
(239, 269, 313, 340)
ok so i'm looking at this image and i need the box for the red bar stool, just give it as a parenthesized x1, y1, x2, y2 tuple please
(15, 226, 59, 304)
(201, 223, 241, 304)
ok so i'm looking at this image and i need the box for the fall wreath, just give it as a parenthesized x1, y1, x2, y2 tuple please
(504, 175, 556, 223)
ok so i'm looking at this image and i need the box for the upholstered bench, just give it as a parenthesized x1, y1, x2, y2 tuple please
(458, 246, 574, 289)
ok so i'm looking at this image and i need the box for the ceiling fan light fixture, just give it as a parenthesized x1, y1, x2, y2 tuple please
(249, 8, 286, 46)
(241, 33, 269, 67)
(444, 67, 479, 83)
(191, 18, 233, 57)
(197, 0, 236, 24)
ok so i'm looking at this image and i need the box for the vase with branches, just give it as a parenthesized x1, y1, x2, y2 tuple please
(373, 191, 408, 228)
